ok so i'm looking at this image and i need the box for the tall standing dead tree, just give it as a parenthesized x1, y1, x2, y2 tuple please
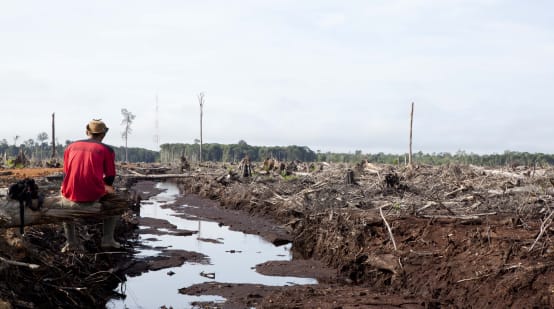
(121, 108, 136, 163)
(408, 102, 414, 167)
(51, 113, 56, 158)
(198, 92, 205, 163)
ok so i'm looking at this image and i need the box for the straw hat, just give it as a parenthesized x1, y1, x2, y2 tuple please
(86, 119, 109, 134)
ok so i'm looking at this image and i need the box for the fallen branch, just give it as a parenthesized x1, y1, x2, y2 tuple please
(419, 212, 497, 220)
(445, 186, 467, 198)
(118, 173, 194, 180)
(0, 255, 39, 269)
(456, 273, 492, 283)
(379, 206, 397, 251)
(528, 209, 554, 252)
(438, 202, 456, 215)
(417, 201, 438, 213)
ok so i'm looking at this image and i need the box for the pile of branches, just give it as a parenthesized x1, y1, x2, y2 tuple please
(0, 174, 137, 308)
(0, 223, 131, 308)
(179, 161, 554, 256)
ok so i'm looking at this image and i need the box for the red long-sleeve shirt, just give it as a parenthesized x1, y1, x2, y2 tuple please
(61, 139, 116, 202)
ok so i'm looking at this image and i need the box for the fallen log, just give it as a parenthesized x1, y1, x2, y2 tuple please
(118, 173, 194, 181)
(129, 166, 172, 174)
(487, 186, 554, 196)
(469, 165, 525, 179)
(0, 194, 128, 229)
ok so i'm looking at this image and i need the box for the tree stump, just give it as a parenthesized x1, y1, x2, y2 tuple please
(345, 169, 356, 185)
(239, 156, 252, 177)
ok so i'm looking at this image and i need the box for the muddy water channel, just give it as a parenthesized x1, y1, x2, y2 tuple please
(108, 182, 316, 308)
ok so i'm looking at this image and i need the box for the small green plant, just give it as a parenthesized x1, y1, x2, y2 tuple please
(282, 174, 298, 181)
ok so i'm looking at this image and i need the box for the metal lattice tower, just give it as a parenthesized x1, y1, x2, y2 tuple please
(154, 93, 160, 145)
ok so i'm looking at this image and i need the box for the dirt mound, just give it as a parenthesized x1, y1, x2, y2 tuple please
(178, 163, 554, 308)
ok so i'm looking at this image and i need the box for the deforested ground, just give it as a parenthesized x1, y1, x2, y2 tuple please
(1, 162, 554, 308)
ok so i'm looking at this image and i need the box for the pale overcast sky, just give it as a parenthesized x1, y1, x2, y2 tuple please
(1, 0, 553, 154)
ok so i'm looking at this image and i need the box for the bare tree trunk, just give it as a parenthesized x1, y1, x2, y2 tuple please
(345, 169, 355, 184)
(198, 92, 205, 163)
(51, 113, 56, 158)
(125, 129, 128, 162)
(408, 102, 414, 167)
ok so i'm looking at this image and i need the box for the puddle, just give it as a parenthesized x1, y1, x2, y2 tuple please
(107, 182, 316, 308)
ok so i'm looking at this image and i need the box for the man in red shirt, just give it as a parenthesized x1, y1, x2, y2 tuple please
(60, 119, 120, 252)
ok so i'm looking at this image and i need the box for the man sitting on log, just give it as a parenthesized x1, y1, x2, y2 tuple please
(60, 119, 121, 252)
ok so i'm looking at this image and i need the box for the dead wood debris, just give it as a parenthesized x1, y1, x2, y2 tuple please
(179, 162, 554, 307)
(2, 162, 554, 308)
(0, 171, 137, 308)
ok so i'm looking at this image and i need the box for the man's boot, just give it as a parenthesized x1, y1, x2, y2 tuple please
(62, 222, 83, 252)
(101, 216, 121, 249)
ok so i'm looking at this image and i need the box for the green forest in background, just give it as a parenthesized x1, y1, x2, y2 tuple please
(160, 141, 552, 167)
(0, 139, 157, 165)
(1, 137, 553, 167)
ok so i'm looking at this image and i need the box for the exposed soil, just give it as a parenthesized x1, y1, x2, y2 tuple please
(173, 163, 554, 308)
(1, 162, 554, 308)
(0, 167, 63, 179)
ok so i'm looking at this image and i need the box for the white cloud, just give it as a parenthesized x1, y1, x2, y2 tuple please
(1, 1, 553, 154)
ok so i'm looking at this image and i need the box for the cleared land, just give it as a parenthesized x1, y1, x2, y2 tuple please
(0, 162, 553, 308)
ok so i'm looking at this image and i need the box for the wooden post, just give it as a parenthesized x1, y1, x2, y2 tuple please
(408, 102, 414, 167)
(51, 113, 56, 158)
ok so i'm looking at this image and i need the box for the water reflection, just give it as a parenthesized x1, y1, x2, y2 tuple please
(108, 182, 316, 308)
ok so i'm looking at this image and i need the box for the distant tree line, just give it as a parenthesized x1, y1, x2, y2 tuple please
(111, 146, 158, 163)
(0, 136, 66, 163)
(2, 135, 554, 167)
(161, 141, 554, 167)
(0, 137, 159, 165)
(316, 150, 554, 167)
(160, 140, 317, 164)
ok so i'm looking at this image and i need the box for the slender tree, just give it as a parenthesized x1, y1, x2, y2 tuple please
(198, 92, 205, 163)
(37, 132, 48, 161)
(408, 102, 414, 167)
(121, 108, 136, 162)
(51, 113, 56, 158)
(193, 138, 200, 162)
